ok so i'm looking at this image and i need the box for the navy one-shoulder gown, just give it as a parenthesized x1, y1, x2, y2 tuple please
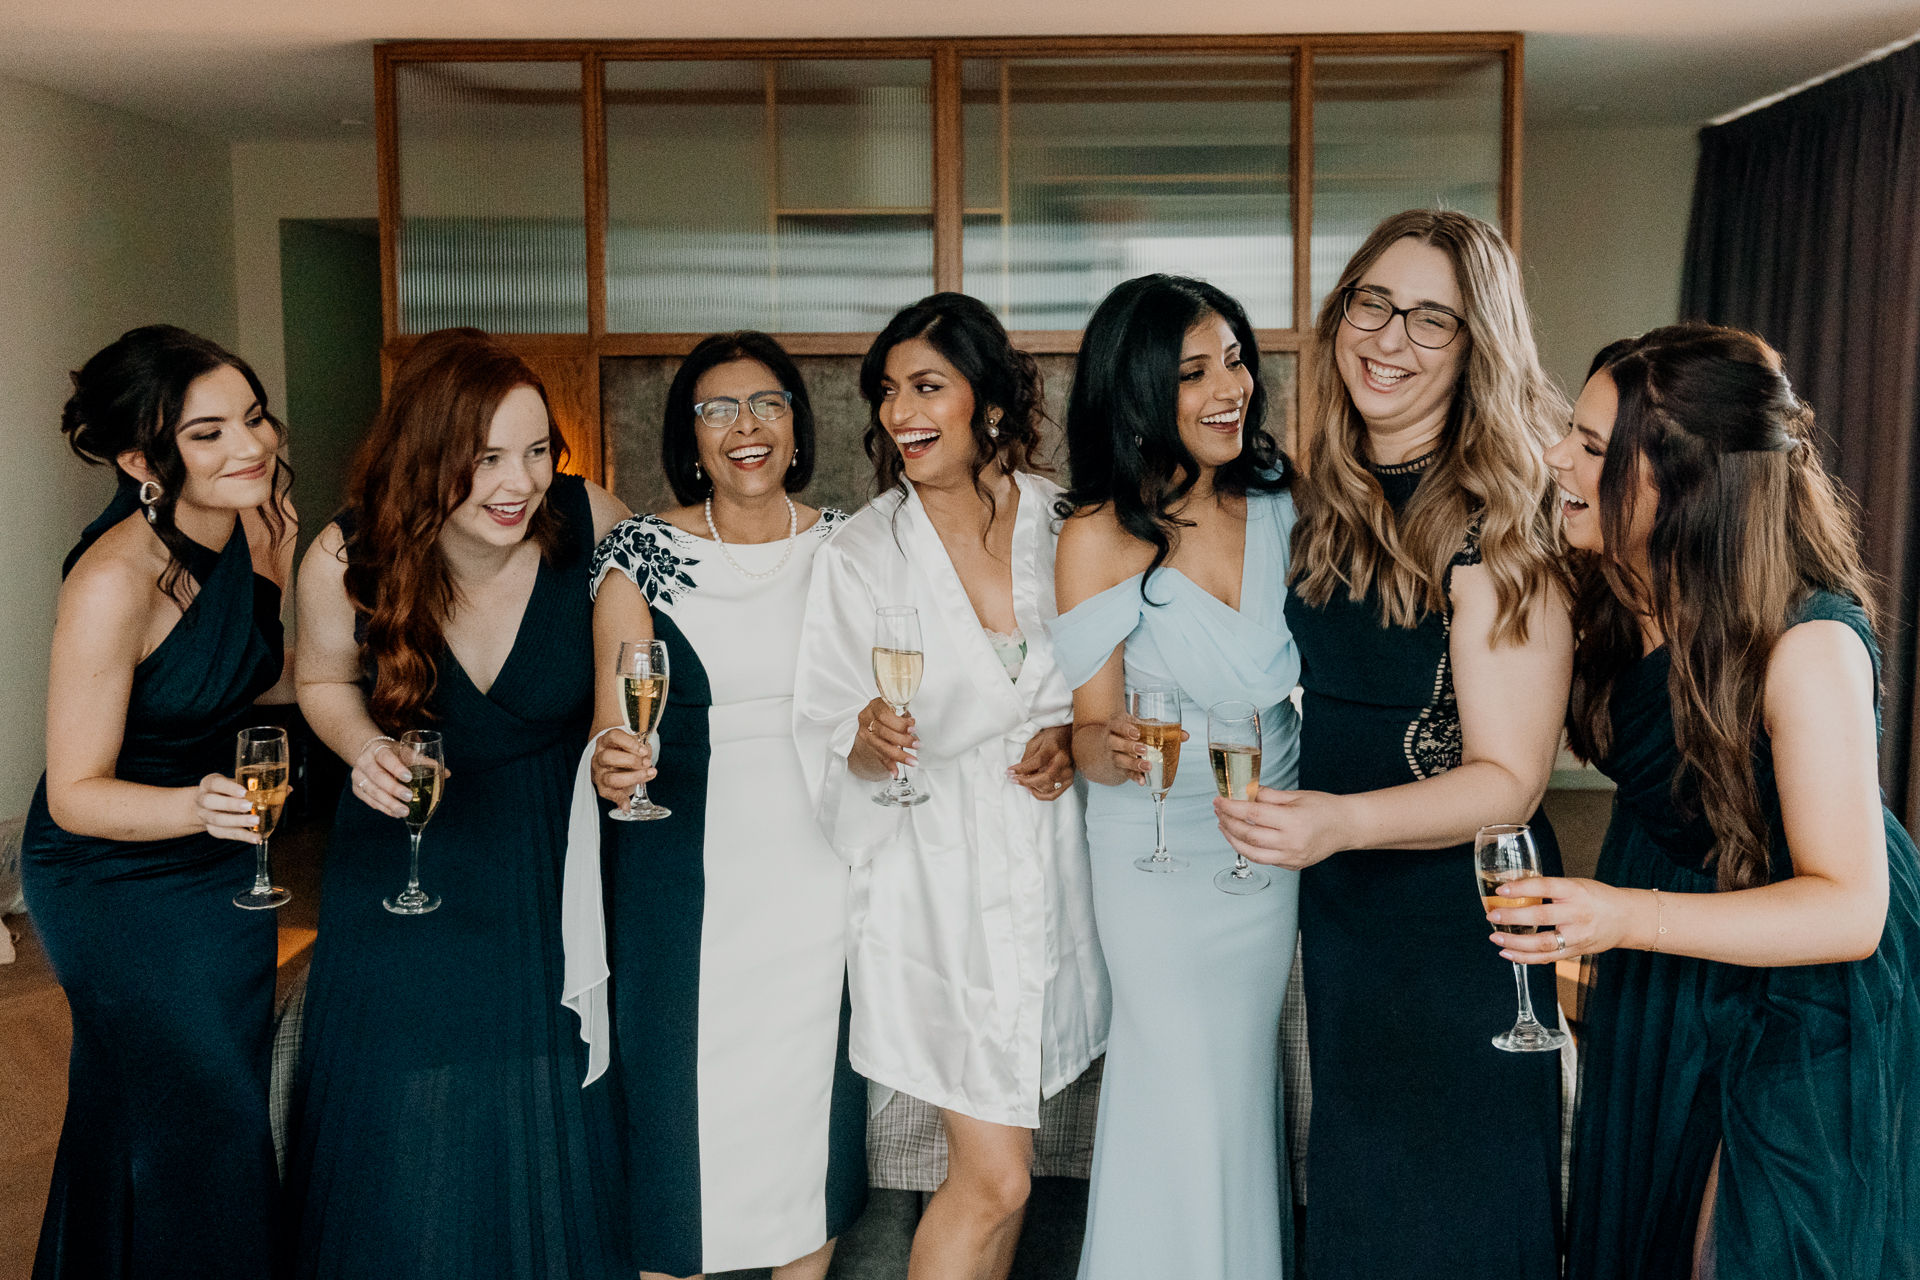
(1567, 591, 1920, 1279)
(281, 474, 625, 1280)
(22, 494, 285, 1280)
(1284, 456, 1562, 1279)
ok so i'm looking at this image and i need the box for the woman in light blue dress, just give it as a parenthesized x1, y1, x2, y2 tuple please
(1053, 275, 1300, 1280)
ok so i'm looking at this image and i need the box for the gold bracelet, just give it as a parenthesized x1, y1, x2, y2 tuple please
(1651, 888, 1666, 953)
(359, 734, 397, 764)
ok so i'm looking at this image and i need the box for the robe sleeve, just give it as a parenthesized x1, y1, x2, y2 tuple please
(793, 538, 906, 866)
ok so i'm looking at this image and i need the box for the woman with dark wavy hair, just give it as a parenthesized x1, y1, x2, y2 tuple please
(1051, 274, 1299, 1279)
(23, 325, 294, 1279)
(284, 327, 630, 1279)
(794, 292, 1108, 1280)
(1501, 324, 1920, 1278)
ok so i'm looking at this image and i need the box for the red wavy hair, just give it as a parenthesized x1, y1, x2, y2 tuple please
(342, 328, 569, 733)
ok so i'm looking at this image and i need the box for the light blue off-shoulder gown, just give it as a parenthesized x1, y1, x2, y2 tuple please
(1053, 486, 1301, 1280)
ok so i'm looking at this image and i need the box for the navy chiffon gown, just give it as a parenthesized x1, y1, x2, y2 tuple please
(281, 474, 626, 1279)
(22, 485, 284, 1279)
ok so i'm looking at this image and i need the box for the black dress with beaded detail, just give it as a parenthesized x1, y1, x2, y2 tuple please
(1284, 454, 1563, 1279)
(281, 474, 627, 1280)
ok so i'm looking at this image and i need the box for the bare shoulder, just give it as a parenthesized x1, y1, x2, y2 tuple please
(1057, 503, 1152, 602)
(1768, 618, 1875, 704)
(582, 480, 633, 541)
(60, 529, 159, 632)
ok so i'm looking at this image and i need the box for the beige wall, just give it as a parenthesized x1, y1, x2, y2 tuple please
(231, 138, 379, 414)
(1522, 122, 1701, 401)
(0, 75, 237, 818)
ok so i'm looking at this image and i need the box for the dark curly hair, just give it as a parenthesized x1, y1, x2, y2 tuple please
(859, 292, 1048, 527)
(1055, 275, 1288, 600)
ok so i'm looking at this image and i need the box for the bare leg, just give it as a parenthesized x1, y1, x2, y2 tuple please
(773, 1238, 837, 1280)
(906, 1109, 1035, 1280)
(1691, 1146, 1722, 1280)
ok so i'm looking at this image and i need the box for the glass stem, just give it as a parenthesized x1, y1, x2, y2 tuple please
(1512, 961, 1542, 1028)
(407, 831, 424, 894)
(252, 838, 273, 894)
(1152, 794, 1168, 862)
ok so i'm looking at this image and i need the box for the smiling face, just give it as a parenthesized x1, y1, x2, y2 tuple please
(1334, 236, 1469, 446)
(1544, 368, 1658, 569)
(691, 358, 794, 505)
(442, 384, 554, 550)
(877, 335, 985, 489)
(133, 364, 279, 513)
(1177, 312, 1256, 472)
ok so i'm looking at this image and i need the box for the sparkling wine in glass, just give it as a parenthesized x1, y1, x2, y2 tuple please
(385, 730, 444, 915)
(1130, 686, 1187, 873)
(872, 605, 929, 809)
(610, 640, 671, 822)
(232, 726, 292, 910)
(1209, 701, 1270, 895)
(1474, 824, 1569, 1053)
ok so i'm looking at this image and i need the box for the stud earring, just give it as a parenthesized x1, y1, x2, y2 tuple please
(138, 479, 162, 524)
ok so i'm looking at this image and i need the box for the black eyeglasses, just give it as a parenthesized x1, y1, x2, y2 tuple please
(1340, 288, 1464, 350)
(692, 390, 793, 428)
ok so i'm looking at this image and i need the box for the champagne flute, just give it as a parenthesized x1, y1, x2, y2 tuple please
(232, 726, 292, 910)
(385, 730, 445, 915)
(1130, 685, 1187, 873)
(1474, 824, 1569, 1052)
(1209, 701, 1270, 895)
(871, 605, 929, 808)
(611, 640, 672, 821)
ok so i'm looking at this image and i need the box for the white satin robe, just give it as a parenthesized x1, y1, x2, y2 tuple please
(793, 472, 1110, 1129)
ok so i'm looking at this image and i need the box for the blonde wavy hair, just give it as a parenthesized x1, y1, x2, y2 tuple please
(1292, 210, 1567, 645)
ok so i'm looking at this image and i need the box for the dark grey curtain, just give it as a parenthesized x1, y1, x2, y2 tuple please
(1681, 42, 1920, 826)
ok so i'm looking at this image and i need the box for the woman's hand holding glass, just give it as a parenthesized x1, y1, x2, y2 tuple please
(848, 697, 917, 783)
(1103, 711, 1183, 786)
(351, 736, 416, 820)
(1488, 874, 1640, 962)
(194, 773, 271, 842)
(1009, 724, 1074, 800)
(1214, 787, 1350, 870)
(591, 728, 657, 808)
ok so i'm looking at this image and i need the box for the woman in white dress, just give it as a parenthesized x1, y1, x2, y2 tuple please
(794, 292, 1110, 1280)
(566, 331, 866, 1280)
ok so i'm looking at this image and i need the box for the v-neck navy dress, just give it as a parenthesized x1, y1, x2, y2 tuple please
(281, 474, 626, 1279)
(23, 489, 283, 1280)
(1284, 457, 1562, 1279)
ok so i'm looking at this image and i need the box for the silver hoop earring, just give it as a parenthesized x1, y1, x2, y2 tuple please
(138, 480, 162, 524)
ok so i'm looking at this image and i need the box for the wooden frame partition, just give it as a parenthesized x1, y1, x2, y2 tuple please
(374, 33, 1524, 483)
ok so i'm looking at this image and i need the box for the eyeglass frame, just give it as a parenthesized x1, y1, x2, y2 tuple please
(691, 390, 794, 428)
(1338, 287, 1466, 350)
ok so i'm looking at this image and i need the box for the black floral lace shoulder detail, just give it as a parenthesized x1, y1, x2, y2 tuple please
(590, 515, 701, 607)
(813, 508, 851, 539)
(1403, 516, 1488, 779)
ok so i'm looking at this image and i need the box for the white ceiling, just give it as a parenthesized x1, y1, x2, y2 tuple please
(0, 0, 1916, 139)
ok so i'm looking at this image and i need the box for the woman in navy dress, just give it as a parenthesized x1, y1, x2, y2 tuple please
(23, 325, 296, 1279)
(283, 328, 630, 1279)
(1509, 324, 1920, 1278)
(1217, 211, 1571, 1279)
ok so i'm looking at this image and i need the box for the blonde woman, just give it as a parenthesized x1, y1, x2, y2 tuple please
(1215, 210, 1571, 1279)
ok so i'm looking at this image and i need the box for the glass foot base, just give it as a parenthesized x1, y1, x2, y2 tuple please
(1215, 865, 1271, 895)
(384, 891, 441, 915)
(233, 887, 290, 910)
(610, 803, 672, 822)
(1493, 1024, 1570, 1053)
(873, 788, 929, 808)
(1134, 854, 1189, 873)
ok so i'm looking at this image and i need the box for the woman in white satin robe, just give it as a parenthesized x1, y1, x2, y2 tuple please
(793, 293, 1109, 1280)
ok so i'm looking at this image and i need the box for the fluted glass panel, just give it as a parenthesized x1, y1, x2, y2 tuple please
(396, 61, 587, 334)
(1310, 53, 1503, 314)
(963, 56, 1292, 331)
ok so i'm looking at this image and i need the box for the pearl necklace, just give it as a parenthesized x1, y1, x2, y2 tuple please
(705, 493, 799, 581)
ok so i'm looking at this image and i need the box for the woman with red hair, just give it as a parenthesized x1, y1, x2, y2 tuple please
(283, 328, 631, 1279)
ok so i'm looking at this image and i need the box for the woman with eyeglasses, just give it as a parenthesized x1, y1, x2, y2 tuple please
(565, 331, 864, 1280)
(1214, 210, 1572, 1279)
